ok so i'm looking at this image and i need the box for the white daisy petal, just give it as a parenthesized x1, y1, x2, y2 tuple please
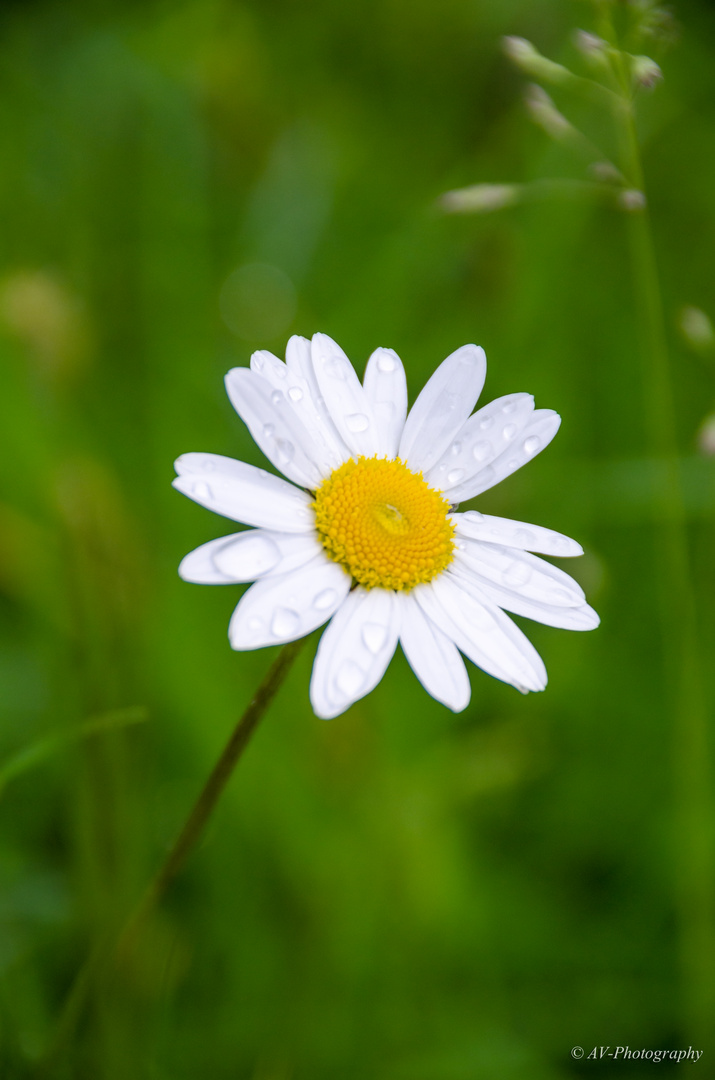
(178, 534, 243, 583)
(446, 409, 561, 504)
(225, 367, 327, 489)
(414, 576, 547, 693)
(363, 347, 408, 457)
(396, 591, 470, 711)
(310, 587, 401, 719)
(310, 334, 383, 458)
(179, 529, 323, 584)
(425, 392, 534, 492)
(453, 540, 585, 607)
(452, 511, 583, 557)
(173, 453, 314, 532)
(229, 556, 350, 649)
(251, 337, 350, 475)
(448, 562, 600, 631)
(398, 344, 487, 473)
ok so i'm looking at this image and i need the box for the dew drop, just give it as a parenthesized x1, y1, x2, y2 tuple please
(506, 458, 518, 471)
(502, 400, 518, 414)
(271, 390, 284, 406)
(313, 588, 338, 611)
(524, 435, 541, 455)
(472, 440, 491, 462)
(447, 468, 465, 484)
(550, 587, 574, 604)
(375, 401, 395, 422)
(326, 358, 347, 380)
(270, 607, 301, 638)
(479, 415, 494, 431)
(336, 660, 365, 697)
(192, 481, 212, 499)
(263, 423, 275, 439)
(513, 528, 536, 547)
(346, 413, 369, 433)
(288, 386, 303, 402)
(377, 352, 396, 373)
(252, 356, 264, 372)
(275, 439, 295, 464)
(463, 510, 484, 523)
(502, 561, 532, 588)
(450, 441, 462, 456)
(362, 622, 387, 654)
(503, 423, 518, 441)
(215, 535, 280, 578)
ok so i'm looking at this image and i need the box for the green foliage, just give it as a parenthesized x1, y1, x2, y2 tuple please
(1, 0, 714, 1075)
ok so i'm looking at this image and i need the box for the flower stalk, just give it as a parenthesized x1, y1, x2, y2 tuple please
(37, 637, 305, 1073)
(600, 9, 715, 1046)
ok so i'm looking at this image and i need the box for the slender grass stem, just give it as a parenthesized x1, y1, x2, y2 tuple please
(36, 637, 306, 1074)
(603, 21, 715, 1045)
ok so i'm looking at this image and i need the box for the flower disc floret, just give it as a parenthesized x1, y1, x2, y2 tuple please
(313, 456, 455, 591)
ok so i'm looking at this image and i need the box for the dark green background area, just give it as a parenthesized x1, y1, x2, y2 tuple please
(1, 0, 714, 1076)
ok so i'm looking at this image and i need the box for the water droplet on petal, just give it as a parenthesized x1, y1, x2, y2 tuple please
(502, 400, 518, 414)
(513, 528, 536, 547)
(463, 510, 484, 523)
(275, 439, 295, 464)
(447, 468, 465, 484)
(192, 481, 212, 499)
(326, 358, 347, 380)
(270, 607, 301, 638)
(550, 587, 574, 604)
(377, 353, 396, 373)
(263, 423, 275, 439)
(215, 535, 280, 577)
(336, 660, 364, 697)
(375, 401, 395, 422)
(503, 423, 518, 440)
(346, 413, 369, 433)
(252, 356, 264, 372)
(472, 440, 491, 462)
(524, 435, 541, 455)
(362, 622, 387, 654)
(288, 386, 303, 402)
(502, 561, 532, 588)
(506, 458, 518, 470)
(451, 441, 462, 456)
(271, 390, 284, 405)
(479, 416, 494, 431)
(313, 588, 338, 611)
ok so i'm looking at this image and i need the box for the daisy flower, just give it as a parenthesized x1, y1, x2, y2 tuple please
(173, 334, 598, 718)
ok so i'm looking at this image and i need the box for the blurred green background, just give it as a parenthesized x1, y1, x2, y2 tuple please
(1, 0, 715, 1076)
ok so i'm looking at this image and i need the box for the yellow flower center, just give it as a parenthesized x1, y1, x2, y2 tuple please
(312, 456, 455, 591)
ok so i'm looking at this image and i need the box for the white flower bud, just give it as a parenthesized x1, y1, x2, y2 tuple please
(618, 189, 647, 212)
(502, 37, 574, 87)
(679, 306, 714, 351)
(440, 184, 520, 214)
(631, 54, 663, 90)
(573, 29, 610, 71)
(524, 84, 573, 141)
(697, 413, 715, 457)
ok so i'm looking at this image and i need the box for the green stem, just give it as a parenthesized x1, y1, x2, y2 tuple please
(606, 24, 714, 1046)
(36, 638, 306, 1074)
